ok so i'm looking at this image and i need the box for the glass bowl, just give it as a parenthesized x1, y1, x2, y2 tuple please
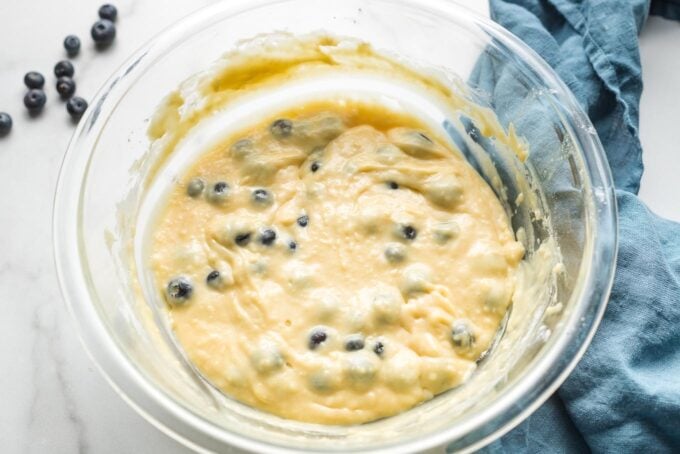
(53, 0, 617, 452)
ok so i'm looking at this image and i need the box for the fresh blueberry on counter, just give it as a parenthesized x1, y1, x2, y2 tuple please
(66, 97, 88, 120)
(98, 3, 118, 21)
(270, 118, 293, 138)
(91, 19, 116, 46)
(54, 60, 74, 78)
(63, 35, 81, 56)
(23, 71, 45, 89)
(345, 334, 365, 351)
(186, 178, 205, 198)
(166, 276, 193, 305)
(251, 188, 273, 206)
(0, 113, 12, 136)
(234, 232, 252, 247)
(259, 228, 277, 246)
(56, 77, 76, 99)
(24, 89, 47, 113)
(296, 215, 309, 227)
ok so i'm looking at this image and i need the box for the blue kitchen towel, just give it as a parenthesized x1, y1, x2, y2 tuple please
(466, 1, 680, 452)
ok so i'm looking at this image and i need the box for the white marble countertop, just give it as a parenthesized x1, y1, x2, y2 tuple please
(0, 1, 677, 453)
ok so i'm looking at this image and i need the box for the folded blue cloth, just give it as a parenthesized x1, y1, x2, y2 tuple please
(463, 1, 680, 452)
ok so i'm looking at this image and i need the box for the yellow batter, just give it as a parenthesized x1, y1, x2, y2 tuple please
(150, 101, 524, 425)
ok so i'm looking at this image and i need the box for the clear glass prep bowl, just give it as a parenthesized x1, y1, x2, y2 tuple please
(53, 0, 617, 452)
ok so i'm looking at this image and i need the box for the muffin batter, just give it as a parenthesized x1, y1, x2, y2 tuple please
(149, 101, 524, 425)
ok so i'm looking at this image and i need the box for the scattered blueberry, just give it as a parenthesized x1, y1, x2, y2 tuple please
(310, 161, 320, 172)
(206, 270, 222, 288)
(297, 215, 309, 227)
(186, 178, 205, 198)
(91, 19, 116, 46)
(56, 77, 76, 99)
(388, 181, 399, 190)
(259, 228, 277, 246)
(66, 97, 88, 120)
(372, 341, 385, 356)
(251, 188, 273, 206)
(308, 327, 328, 350)
(230, 138, 253, 159)
(63, 35, 81, 56)
(24, 89, 47, 113)
(345, 334, 365, 351)
(234, 232, 252, 246)
(401, 225, 417, 240)
(451, 320, 475, 348)
(54, 60, 74, 78)
(24, 71, 45, 89)
(270, 118, 293, 138)
(288, 240, 297, 251)
(98, 4, 118, 21)
(0, 113, 12, 136)
(166, 276, 193, 305)
(207, 181, 229, 203)
(384, 243, 407, 263)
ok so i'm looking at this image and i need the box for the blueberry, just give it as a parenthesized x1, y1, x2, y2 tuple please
(63, 35, 81, 56)
(310, 161, 320, 172)
(288, 240, 297, 251)
(234, 232, 252, 246)
(401, 225, 417, 240)
(297, 215, 309, 227)
(54, 60, 75, 78)
(186, 178, 205, 197)
(66, 97, 88, 120)
(24, 89, 46, 113)
(372, 341, 385, 356)
(308, 327, 328, 350)
(166, 276, 193, 305)
(206, 270, 222, 288)
(384, 243, 406, 263)
(0, 113, 12, 136)
(91, 19, 116, 46)
(98, 4, 118, 21)
(388, 181, 399, 190)
(259, 228, 276, 246)
(230, 138, 253, 160)
(345, 334, 365, 351)
(417, 132, 433, 143)
(451, 320, 475, 348)
(207, 181, 229, 203)
(24, 71, 45, 89)
(251, 188, 273, 206)
(56, 77, 76, 99)
(270, 118, 293, 138)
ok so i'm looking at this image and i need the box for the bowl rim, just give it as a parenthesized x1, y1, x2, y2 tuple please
(52, 0, 618, 452)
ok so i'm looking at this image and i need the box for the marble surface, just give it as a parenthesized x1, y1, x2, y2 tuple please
(0, 1, 677, 453)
